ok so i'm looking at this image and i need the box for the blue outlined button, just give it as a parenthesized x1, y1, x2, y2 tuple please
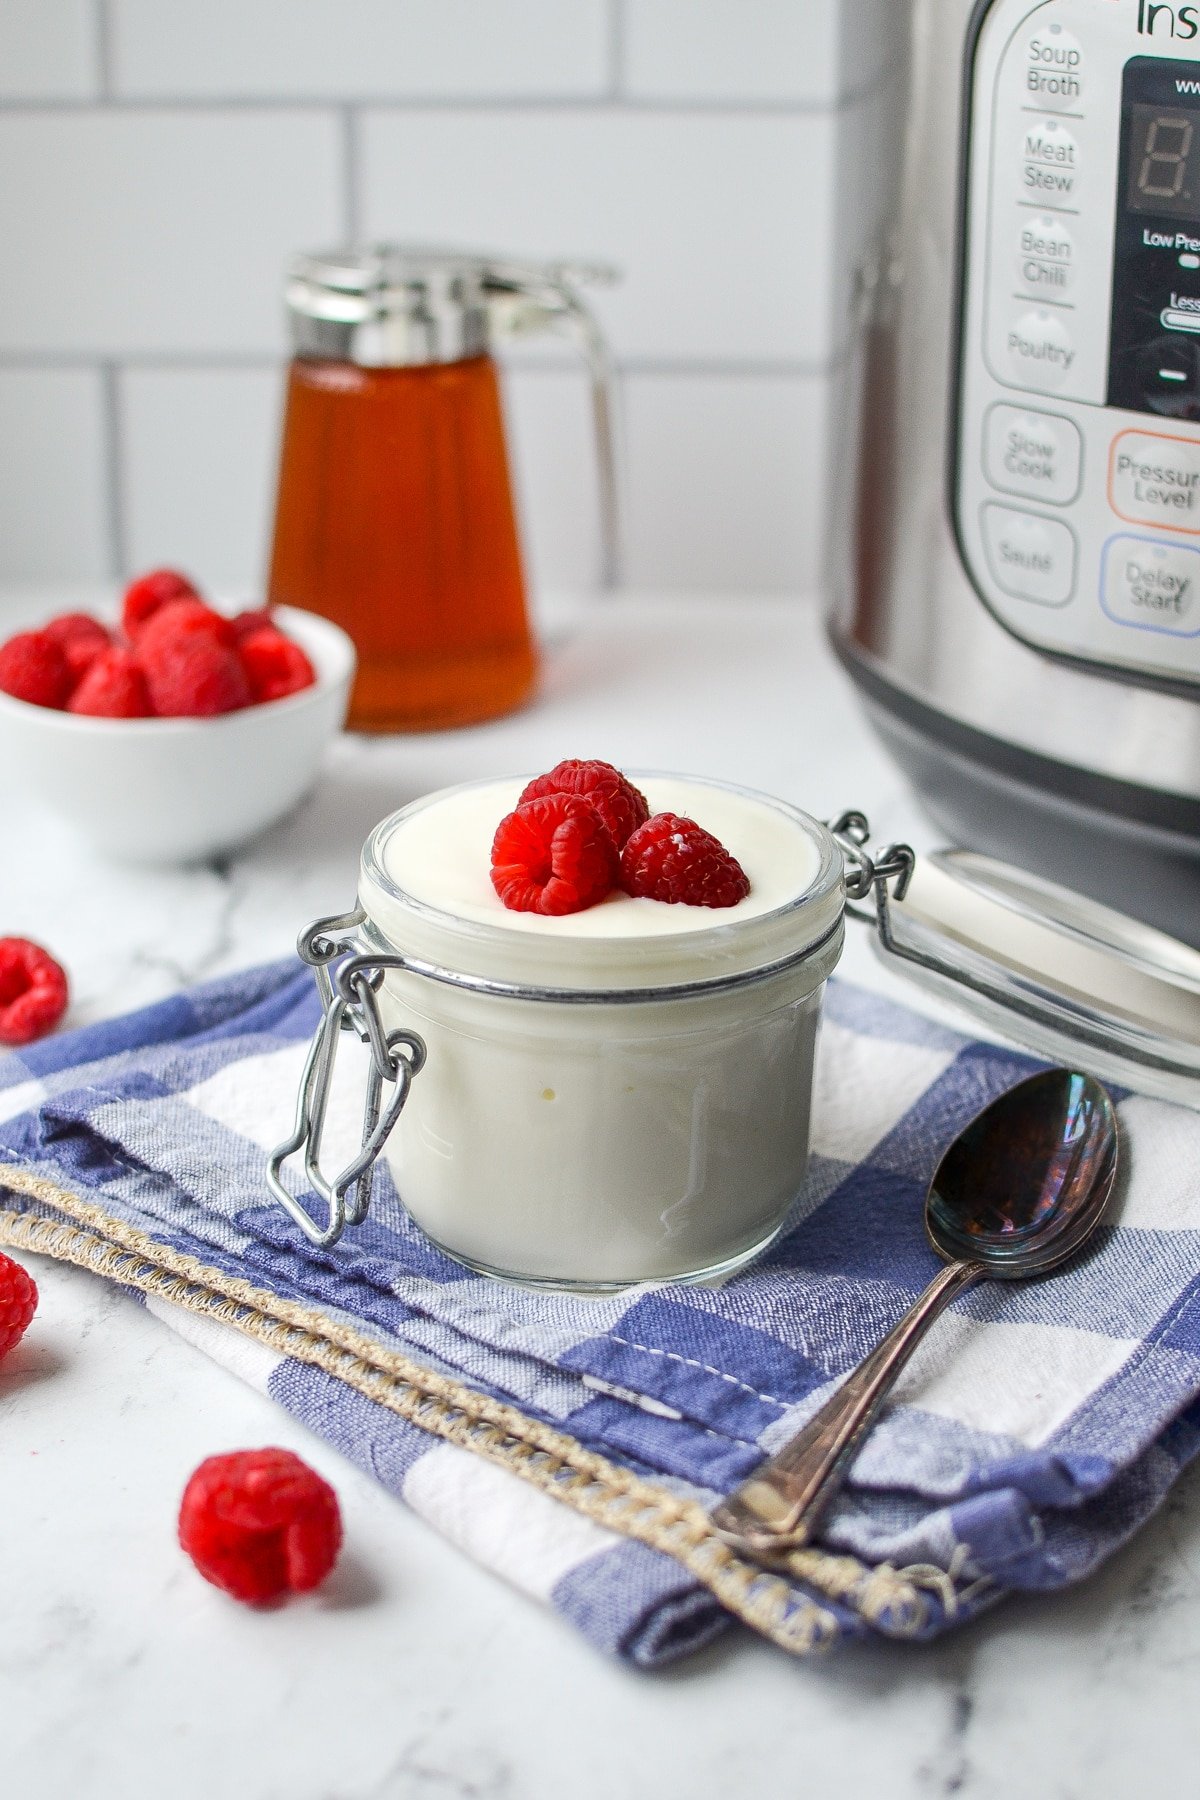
(1101, 535, 1200, 638)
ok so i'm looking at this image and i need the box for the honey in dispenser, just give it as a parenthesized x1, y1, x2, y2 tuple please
(267, 249, 619, 732)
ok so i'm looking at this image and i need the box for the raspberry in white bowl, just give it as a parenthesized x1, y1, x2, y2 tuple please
(344, 769, 844, 1288)
(0, 602, 354, 863)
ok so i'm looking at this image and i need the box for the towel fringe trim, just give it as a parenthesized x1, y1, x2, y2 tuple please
(0, 1170, 982, 1658)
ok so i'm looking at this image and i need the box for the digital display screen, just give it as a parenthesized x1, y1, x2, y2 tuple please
(1127, 102, 1200, 220)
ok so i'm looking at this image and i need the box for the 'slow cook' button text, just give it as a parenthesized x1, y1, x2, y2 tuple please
(985, 403, 1082, 505)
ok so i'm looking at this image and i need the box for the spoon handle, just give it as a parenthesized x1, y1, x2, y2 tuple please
(710, 1258, 983, 1557)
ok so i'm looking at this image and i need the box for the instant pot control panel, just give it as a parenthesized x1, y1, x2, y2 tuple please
(956, 0, 1200, 689)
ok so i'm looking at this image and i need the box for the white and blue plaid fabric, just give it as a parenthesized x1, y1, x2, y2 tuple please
(2, 960, 1199, 1666)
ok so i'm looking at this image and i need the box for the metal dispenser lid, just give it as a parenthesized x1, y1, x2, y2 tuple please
(285, 244, 617, 367)
(831, 816, 1200, 1109)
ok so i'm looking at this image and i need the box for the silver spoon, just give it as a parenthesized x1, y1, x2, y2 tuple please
(710, 1069, 1119, 1558)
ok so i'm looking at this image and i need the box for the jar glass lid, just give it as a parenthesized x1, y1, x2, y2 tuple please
(877, 847, 1200, 1106)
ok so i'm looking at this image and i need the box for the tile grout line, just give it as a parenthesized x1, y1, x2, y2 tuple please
(93, 0, 113, 100)
(340, 105, 360, 243)
(0, 93, 842, 119)
(99, 360, 127, 581)
(607, 0, 626, 102)
(0, 350, 840, 381)
(0, 350, 284, 370)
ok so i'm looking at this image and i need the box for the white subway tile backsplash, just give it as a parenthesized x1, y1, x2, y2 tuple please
(0, 113, 342, 355)
(0, 0, 900, 593)
(120, 367, 284, 593)
(0, 369, 109, 579)
(0, 0, 98, 101)
(361, 109, 832, 364)
(110, 0, 610, 100)
(622, 0, 839, 106)
(624, 372, 827, 590)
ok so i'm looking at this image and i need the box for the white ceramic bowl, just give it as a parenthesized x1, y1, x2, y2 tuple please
(0, 605, 356, 863)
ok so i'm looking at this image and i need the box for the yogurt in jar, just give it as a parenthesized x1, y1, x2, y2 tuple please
(357, 775, 844, 1289)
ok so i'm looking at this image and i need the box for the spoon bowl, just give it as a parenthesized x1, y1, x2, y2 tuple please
(927, 1069, 1119, 1276)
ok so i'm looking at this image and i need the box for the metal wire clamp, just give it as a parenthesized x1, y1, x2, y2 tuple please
(828, 810, 915, 920)
(828, 811, 1200, 1084)
(266, 907, 427, 1248)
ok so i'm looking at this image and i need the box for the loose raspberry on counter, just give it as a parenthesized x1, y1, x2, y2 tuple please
(519, 759, 650, 850)
(121, 568, 200, 639)
(0, 1251, 37, 1361)
(238, 627, 317, 703)
(67, 646, 153, 718)
(43, 612, 112, 684)
(0, 631, 73, 711)
(492, 793, 619, 915)
(621, 813, 751, 909)
(140, 632, 252, 717)
(0, 937, 69, 1045)
(178, 1447, 343, 1605)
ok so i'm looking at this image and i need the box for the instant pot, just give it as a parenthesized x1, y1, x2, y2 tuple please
(829, 0, 1200, 943)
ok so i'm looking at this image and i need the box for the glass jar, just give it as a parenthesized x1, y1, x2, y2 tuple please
(270, 776, 844, 1290)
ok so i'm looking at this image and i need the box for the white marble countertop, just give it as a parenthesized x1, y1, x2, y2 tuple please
(2, 589, 1198, 1800)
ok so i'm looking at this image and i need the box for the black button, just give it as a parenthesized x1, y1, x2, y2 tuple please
(1137, 334, 1200, 419)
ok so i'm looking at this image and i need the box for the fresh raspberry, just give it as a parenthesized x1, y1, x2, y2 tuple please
(621, 813, 751, 909)
(43, 613, 112, 684)
(0, 631, 73, 710)
(238, 627, 317, 703)
(518, 759, 650, 850)
(121, 568, 201, 639)
(139, 631, 252, 718)
(136, 597, 236, 655)
(0, 937, 69, 1045)
(0, 1251, 37, 1360)
(491, 794, 619, 915)
(178, 1448, 342, 1605)
(230, 608, 276, 642)
(67, 646, 152, 718)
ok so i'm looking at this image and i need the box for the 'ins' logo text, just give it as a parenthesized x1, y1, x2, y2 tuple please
(1139, 2, 1200, 39)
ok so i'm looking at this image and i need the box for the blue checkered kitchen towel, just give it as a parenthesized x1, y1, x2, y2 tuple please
(2, 960, 1200, 1666)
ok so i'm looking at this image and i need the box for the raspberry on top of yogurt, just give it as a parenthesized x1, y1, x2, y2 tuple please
(491, 792, 620, 917)
(517, 759, 650, 851)
(490, 758, 751, 917)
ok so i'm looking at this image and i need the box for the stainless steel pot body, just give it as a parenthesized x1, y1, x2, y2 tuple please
(827, 0, 1200, 940)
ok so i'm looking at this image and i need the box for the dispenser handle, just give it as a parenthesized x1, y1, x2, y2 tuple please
(484, 262, 622, 589)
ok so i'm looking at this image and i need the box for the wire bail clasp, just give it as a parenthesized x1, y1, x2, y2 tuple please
(266, 907, 427, 1249)
(828, 810, 915, 923)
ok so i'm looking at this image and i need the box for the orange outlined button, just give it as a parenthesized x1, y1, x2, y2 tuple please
(1109, 429, 1200, 535)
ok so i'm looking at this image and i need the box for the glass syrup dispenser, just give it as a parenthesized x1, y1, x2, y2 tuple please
(267, 247, 619, 732)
